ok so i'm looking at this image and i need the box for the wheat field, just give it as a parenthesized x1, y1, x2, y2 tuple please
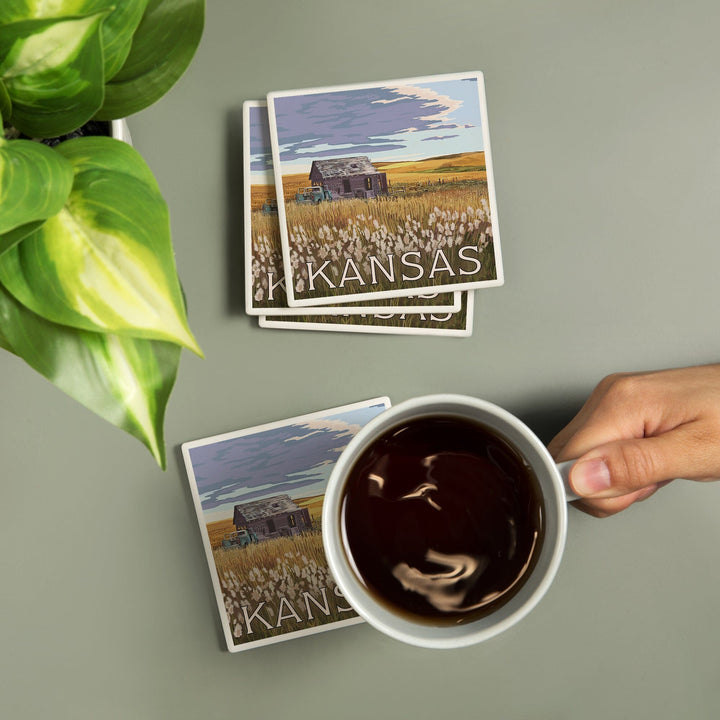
(214, 530, 356, 645)
(206, 496, 353, 646)
(274, 151, 488, 202)
(283, 183, 496, 300)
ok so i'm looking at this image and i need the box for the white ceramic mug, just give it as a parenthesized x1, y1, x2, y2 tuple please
(322, 394, 577, 649)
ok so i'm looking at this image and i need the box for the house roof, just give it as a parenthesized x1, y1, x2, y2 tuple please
(233, 494, 300, 521)
(311, 156, 379, 178)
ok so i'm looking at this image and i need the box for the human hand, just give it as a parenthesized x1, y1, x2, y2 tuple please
(548, 364, 720, 517)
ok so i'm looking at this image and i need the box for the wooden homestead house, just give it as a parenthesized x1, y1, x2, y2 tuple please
(309, 156, 388, 199)
(233, 494, 311, 541)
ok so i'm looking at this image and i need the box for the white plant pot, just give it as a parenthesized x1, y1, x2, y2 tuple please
(111, 119, 132, 145)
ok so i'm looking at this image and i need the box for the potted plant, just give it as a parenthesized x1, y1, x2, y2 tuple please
(0, 0, 205, 468)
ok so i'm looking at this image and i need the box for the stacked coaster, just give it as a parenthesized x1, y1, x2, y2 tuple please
(243, 71, 503, 336)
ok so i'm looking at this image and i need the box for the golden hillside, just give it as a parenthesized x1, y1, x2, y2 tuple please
(374, 151, 485, 173)
(259, 152, 488, 203)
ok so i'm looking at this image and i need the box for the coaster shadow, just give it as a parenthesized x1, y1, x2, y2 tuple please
(225, 106, 245, 316)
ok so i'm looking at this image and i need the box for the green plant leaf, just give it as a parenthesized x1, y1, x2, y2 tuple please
(0, 135, 74, 234)
(0, 136, 202, 355)
(0, 280, 179, 467)
(0, 79, 11, 121)
(0, 322, 13, 352)
(0, 220, 44, 256)
(96, 0, 149, 80)
(0, 12, 107, 137)
(0, 1, 150, 82)
(97, 0, 204, 119)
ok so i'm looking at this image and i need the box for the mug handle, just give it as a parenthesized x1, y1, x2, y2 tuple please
(556, 460, 581, 502)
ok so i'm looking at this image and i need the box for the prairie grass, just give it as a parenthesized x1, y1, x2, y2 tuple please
(283, 183, 496, 301)
(214, 529, 357, 645)
(249, 196, 463, 310)
(249, 209, 286, 307)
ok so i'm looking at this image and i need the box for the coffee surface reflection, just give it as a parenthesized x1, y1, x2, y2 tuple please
(341, 416, 545, 625)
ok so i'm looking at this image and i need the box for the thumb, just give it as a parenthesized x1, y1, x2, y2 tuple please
(569, 432, 686, 499)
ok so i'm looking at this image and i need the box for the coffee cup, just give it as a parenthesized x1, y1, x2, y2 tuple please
(322, 394, 577, 649)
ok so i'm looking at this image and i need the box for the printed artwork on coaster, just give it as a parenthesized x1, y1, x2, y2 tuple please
(259, 291, 474, 337)
(267, 71, 503, 307)
(182, 398, 391, 652)
(243, 101, 461, 316)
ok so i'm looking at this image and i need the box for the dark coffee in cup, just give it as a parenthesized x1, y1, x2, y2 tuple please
(340, 415, 545, 626)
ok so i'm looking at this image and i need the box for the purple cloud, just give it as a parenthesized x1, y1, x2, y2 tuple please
(271, 83, 469, 162)
(421, 134, 459, 142)
(278, 143, 406, 162)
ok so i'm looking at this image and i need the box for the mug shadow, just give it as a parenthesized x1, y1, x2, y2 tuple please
(512, 395, 584, 448)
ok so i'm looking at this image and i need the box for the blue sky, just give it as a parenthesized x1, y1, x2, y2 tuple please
(188, 403, 387, 523)
(253, 75, 486, 179)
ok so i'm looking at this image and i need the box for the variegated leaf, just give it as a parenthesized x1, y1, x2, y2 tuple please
(0, 12, 107, 137)
(0, 280, 180, 467)
(98, 0, 204, 119)
(0, 133, 73, 235)
(0, 0, 149, 81)
(0, 220, 45, 257)
(0, 136, 202, 354)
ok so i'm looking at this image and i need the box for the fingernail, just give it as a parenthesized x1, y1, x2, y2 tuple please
(572, 458, 612, 496)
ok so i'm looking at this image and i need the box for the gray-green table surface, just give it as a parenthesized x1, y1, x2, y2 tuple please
(2, 1, 719, 718)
